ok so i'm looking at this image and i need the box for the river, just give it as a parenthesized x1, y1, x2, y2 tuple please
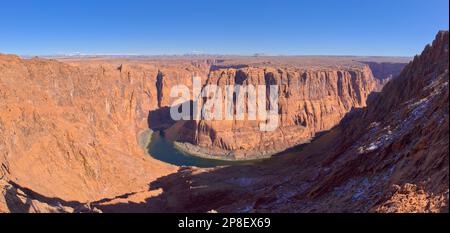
(144, 131, 264, 168)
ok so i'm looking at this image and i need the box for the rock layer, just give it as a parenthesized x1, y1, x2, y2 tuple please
(169, 65, 377, 159)
(0, 56, 187, 211)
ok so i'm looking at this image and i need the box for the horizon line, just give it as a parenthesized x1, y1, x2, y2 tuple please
(10, 53, 414, 59)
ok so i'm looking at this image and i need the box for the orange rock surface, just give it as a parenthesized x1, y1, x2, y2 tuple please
(170, 65, 377, 159)
(0, 56, 183, 211)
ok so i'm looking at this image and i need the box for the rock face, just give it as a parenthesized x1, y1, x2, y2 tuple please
(169, 66, 377, 159)
(92, 31, 448, 213)
(0, 56, 186, 211)
(296, 31, 449, 212)
(361, 61, 409, 90)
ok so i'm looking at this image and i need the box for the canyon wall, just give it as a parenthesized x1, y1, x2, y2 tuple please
(361, 61, 409, 90)
(168, 65, 377, 160)
(0, 56, 203, 211)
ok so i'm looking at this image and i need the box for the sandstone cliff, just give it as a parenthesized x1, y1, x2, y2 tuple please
(361, 61, 409, 90)
(168, 65, 377, 159)
(0, 56, 186, 212)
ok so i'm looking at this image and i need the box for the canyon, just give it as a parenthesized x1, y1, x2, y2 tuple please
(0, 31, 447, 213)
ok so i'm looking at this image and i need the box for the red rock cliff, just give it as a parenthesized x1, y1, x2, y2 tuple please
(0, 57, 186, 211)
(169, 65, 377, 159)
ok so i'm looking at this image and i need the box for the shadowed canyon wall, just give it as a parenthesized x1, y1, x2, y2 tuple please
(361, 61, 409, 90)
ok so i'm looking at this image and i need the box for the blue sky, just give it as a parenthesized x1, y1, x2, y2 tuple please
(0, 0, 448, 56)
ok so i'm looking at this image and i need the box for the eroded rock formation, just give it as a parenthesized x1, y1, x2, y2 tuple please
(169, 65, 377, 159)
(0, 56, 189, 211)
(361, 61, 409, 90)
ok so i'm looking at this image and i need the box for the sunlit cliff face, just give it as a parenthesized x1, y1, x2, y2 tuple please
(168, 76, 280, 131)
(163, 65, 378, 160)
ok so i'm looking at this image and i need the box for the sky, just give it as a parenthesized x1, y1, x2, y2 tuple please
(0, 0, 448, 56)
